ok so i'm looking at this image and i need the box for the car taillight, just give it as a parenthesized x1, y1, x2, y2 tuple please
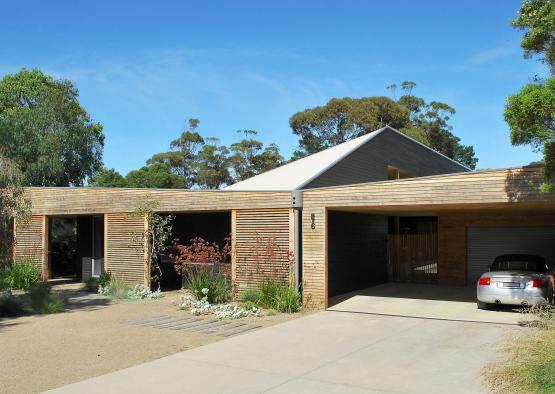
(479, 277, 491, 286)
(532, 279, 546, 288)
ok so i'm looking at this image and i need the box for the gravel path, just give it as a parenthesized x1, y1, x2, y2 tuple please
(0, 290, 300, 394)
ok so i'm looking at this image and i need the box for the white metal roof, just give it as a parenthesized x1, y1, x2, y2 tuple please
(224, 127, 388, 191)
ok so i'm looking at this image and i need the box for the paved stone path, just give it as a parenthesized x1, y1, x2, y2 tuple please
(124, 315, 261, 337)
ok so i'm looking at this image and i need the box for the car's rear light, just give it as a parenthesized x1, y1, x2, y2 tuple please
(531, 279, 547, 288)
(479, 277, 491, 286)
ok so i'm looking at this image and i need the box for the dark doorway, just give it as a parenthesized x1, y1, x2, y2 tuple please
(159, 212, 231, 290)
(49, 215, 104, 282)
(327, 211, 388, 298)
(49, 217, 78, 279)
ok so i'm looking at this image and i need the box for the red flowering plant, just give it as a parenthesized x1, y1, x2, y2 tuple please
(172, 235, 232, 303)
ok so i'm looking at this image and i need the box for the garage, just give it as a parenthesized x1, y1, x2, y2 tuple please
(467, 226, 555, 285)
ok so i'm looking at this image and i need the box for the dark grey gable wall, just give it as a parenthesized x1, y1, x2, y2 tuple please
(303, 127, 469, 189)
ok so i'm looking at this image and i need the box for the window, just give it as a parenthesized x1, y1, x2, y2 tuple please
(387, 165, 414, 180)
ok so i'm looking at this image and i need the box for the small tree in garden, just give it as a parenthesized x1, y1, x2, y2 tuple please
(0, 154, 30, 268)
(173, 237, 225, 270)
(172, 236, 231, 302)
(130, 198, 174, 290)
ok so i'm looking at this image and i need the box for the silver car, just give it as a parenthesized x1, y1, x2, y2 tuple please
(476, 254, 554, 310)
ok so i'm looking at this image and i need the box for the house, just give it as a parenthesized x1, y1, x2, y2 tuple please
(13, 126, 555, 308)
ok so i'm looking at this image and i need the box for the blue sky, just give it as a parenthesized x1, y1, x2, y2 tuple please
(1, 0, 547, 173)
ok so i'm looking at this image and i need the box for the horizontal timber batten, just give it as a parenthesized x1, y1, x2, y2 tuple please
(234, 209, 294, 292)
(25, 188, 292, 215)
(302, 167, 555, 209)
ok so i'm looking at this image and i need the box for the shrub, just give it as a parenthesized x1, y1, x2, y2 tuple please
(240, 288, 263, 305)
(186, 268, 229, 304)
(27, 283, 64, 314)
(173, 236, 231, 276)
(0, 295, 24, 317)
(128, 284, 162, 300)
(257, 280, 301, 313)
(99, 276, 131, 300)
(98, 272, 113, 287)
(259, 280, 282, 308)
(85, 277, 99, 292)
(274, 285, 302, 313)
(85, 272, 112, 292)
(2, 261, 41, 290)
(241, 300, 258, 311)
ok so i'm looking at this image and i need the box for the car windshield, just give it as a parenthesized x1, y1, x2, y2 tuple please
(491, 256, 548, 273)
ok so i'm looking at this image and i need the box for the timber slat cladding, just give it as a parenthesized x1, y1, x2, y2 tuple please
(302, 167, 553, 208)
(106, 213, 145, 284)
(13, 215, 44, 265)
(24, 188, 292, 215)
(234, 209, 292, 292)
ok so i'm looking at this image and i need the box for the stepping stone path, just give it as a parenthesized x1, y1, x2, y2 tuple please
(124, 315, 262, 337)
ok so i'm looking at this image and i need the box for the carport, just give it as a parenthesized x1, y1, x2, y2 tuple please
(301, 167, 555, 310)
(327, 209, 439, 300)
(326, 207, 555, 314)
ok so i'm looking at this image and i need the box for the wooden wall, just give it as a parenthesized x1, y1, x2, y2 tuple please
(302, 166, 553, 210)
(233, 208, 294, 295)
(25, 188, 292, 215)
(105, 213, 147, 285)
(13, 215, 48, 278)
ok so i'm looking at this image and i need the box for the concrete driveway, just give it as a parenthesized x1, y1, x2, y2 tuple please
(328, 283, 527, 325)
(48, 307, 522, 393)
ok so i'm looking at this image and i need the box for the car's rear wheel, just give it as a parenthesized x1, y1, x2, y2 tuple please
(548, 285, 554, 305)
(477, 301, 489, 310)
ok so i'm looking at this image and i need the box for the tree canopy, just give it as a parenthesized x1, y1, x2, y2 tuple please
(0, 69, 104, 186)
(229, 130, 284, 182)
(506, 0, 555, 189)
(512, 0, 555, 73)
(91, 119, 283, 189)
(505, 78, 555, 189)
(289, 86, 477, 169)
(89, 168, 128, 188)
(147, 118, 205, 188)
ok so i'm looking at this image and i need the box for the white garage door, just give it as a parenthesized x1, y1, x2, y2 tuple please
(467, 227, 555, 285)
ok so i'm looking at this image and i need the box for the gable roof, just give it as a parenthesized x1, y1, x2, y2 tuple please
(224, 126, 469, 191)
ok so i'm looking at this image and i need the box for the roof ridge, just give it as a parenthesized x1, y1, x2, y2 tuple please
(224, 127, 387, 191)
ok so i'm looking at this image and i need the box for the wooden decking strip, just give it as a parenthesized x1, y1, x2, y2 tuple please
(126, 315, 171, 325)
(136, 316, 188, 327)
(168, 319, 220, 331)
(201, 321, 247, 334)
(154, 317, 204, 329)
(124, 315, 262, 337)
(148, 316, 199, 328)
(183, 320, 234, 332)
